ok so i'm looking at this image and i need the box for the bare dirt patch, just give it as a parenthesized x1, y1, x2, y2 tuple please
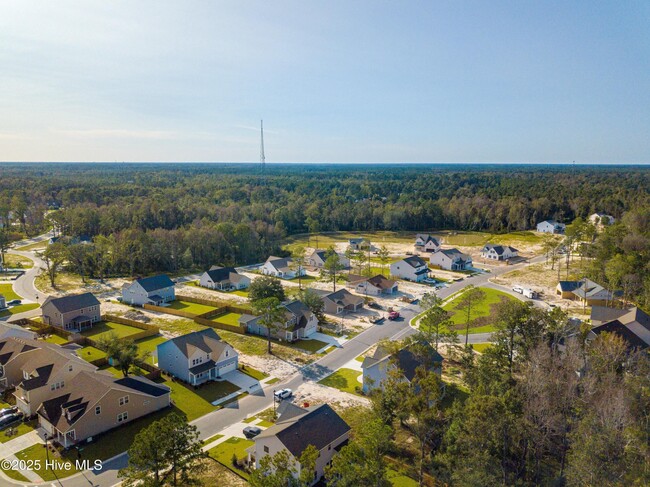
(292, 381, 370, 409)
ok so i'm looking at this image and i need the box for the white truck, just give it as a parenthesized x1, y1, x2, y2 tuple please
(522, 288, 538, 299)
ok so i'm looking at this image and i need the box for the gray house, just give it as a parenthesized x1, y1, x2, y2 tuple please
(429, 248, 473, 271)
(414, 234, 441, 252)
(41, 293, 101, 331)
(481, 244, 518, 261)
(307, 250, 350, 269)
(390, 256, 429, 282)
(536, 220, 566, 234)
(347, 274, 398, 296)
(361, 341, 443, 394)
(156, 328, 238, 385)
(316, 289, 364, 315)
(122, 275, 175, 306)
(239, 300, 318, 341)
(199, 266, 250, 291)
(0, 294, 5, 309)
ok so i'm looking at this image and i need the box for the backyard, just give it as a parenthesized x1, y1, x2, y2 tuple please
(80, 321, 144, 340)
(167, 300, 218, 316)
(210, 311, 243, 327)
(77, 345, 106, 363)
(318, 368, 363, 395)
(207, 437, 254, 480)
(442, 287, 516, 333)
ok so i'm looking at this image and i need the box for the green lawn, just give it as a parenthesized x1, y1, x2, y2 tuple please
(78, 345, 106, 362)
(153, 317, 207, 336)
(266, 377, 280, 385)
(203, 433, 224, 445)
(164, 379, 239, 421)
(354, 355, 365, 362)
(257, 419, 274, 428)
(239, 365, 268, 381)
(2, 254, 33, 268)
(217, 329, 311, 363)
(80, 321, 144, 340)
(387, 468, 419, 486)
(0, 419, 36, 444)
(42, 334, 69, 345)
(0, 283, 21, 301)
(472, 343, 493, 353)
(442, 287, 515, 333)
(186, 281, 250, 298)
(318, 368, 363, 395)
(290, 338, 329, 353)
(211, 311, 243, 327)
(0, 302, 39, 318)
(167, 300, 217, 316)
(207, 437, 254, 480)
(134, 335, 168, 357)
(14, 443, 80, 481)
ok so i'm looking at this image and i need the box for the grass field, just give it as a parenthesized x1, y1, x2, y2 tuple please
(217, 329, 311, 363)
(152, 317, 207, 336)
(207, 437, 254, 480)
(15, 240, 48, 251)
(13, 443, 80, 481)
(78, 345, 106, 362)
(186, 281, 250, 298)
(81, 321, 144, 340)
(2, 253, 33, 268)
(0, 283, 20, 301)
(164, 378, 239, 421)
(167, 300, 218, 316)
(291, 338, 329, 353)
(442, 287, 515, 333)
(210, 311, 242, 327)
(42, 334, 69, 345)
(318, 368, 363, 395)
(134, 335, 168, 357)
(239, 364, 268, 381)
(0, 302, 39, 318)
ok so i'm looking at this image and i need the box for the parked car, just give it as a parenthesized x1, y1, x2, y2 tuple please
(243, 426, 262, 439)
(6, 300, 21, 306)
(388, 311, 400, 320)
(370, 316, 385, 324)
(0, 407, 17, 418)
(0, 413, 22, 429)
(512, 286, 523, 294)
(368, 302, 382, 310)
(274, 388, 293, 400)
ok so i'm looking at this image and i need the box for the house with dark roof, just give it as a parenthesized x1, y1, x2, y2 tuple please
(239, 300, 318, 341)
(361, 341, 443, 394)
(315, 289, 364, 315)
(307, 249, 350, 269)
(390, 256, 429, 282)
(157, 328, 238, 385)
(556, 279, 619, 306)
(347, 274, 398, 296)
(347, 238, 372, 251)
(536, 220, 566, 234)
(0, 322, 36, 341)
(121, 274, 175, 306)
(247, 402, 350, 485)
(41, 292, 101, 331)
(37, 370, 170, 448)
(429, 248, 473, 271)
(414, 234, 441, 252)
(481, 243, 519, 261)
(199, 266, 250, 291)
(588, 306, 650, 350)
(261, 256, 305, 279)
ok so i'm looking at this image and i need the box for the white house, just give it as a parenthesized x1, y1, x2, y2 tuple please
(536, 220, 566, 234)
(239, 300, 318, 342)
(121, 275, 175, 306)
(261, 256, 305, 279)
(347, 238, 372, 251)
(248, 402, 350, 486)
(429, 248, 473, 271)
(390, 256, 429, 282)
(347, 274, 398, 296)
(307, 249, 350, 269)
(414, 234, 441, 252)
(199, 266, 250, 291)
(589, 213, 615, 228)
(481, 244, 519, 261)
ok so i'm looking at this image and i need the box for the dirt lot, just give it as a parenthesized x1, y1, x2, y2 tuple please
(292, 381, 370, 409)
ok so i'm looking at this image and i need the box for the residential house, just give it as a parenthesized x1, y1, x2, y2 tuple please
(0, 322, 36, 340)
(588, 306, 650, 351)
(0, 294, 5, 309)
(480, 243, 519, 261)
(414, 234, 441, 252)
(13, 343, 98, 416)
(361, 341, 444, 394)
(316, 289, 364, 315)
(429, 248, 473, 271)
(347, 238, 371, 251)
(121, 275, 175, 306)
(199, 266, 250, 291)
(589, 213, 615, 228)
(41, 293, 101, 332)
(37, 370, 171, 448)
(347, 274, 398, 296)
(239, 300, 318, 341)
(556, 279, 619, 306)
(307, 250, 350, 269)
(389, 256, 429, 282)
(536, 220, 566, 234)
(157, 328, 238, 386)
(261, 256, 305, 279)
(248, 402, 351, 486)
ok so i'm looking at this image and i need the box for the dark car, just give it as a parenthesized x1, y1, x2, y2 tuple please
(368, 302, 382, 310)
(0, 413, 23, 429)
(0, 407, 17, 418)
(243, 426, 262, 439)
(7, 300, 21, 306)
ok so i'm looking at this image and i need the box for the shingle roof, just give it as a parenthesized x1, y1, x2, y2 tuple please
(366, 275, 397, 290)
(362, 342, 444, 381)
(134, 275, 174, 292)
(0, 339, 37, 365)
(483, 244, 518, 254)
(266, 256, 293, 271)
(591, 320, 648, 350)
(257, 404, 350, 457)
(322, 289, 363, 307)
(415, 234, 439, 245)
(205, 266, 237, 283)
(43, 292, 100, 314)
(283, 300, 314, 331)
(589, 306, 650, 350)
(402, 256, 426, 268)
(163, 328, 226, 358)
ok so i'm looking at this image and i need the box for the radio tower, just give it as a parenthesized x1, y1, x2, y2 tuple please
(260, 119, 265, 173)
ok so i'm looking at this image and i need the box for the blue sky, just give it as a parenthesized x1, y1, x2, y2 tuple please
(0, 1, 648, 163)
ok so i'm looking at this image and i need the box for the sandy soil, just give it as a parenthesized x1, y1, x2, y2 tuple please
(175, 282, 248, 304)
(292, 381, 370, 409)
(239, 354, 301, 381)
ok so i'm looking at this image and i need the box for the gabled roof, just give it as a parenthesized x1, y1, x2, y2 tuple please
(591, 320, 648, 350)
(0, 339, 37, 365)
(415, 234, 439, 245)
(482, 243, 518, 254)
(589, 306, 650, 350)
(204, 266, 238, 283)
(19, 342, 96, 391)
(437, 248, 466, 258)
(257, 403, 350, 457)
(283, 300, 314, 331)
(320, 289, 364, 307)
(42, 292, 100, 314)
(366, 274, 397, 290)
(400, 256, 427, 268)
(162, 328, 227, 359)
(362, 342, 444, 381)
(310, 250, 327, 262)
(265, 256, 293, 272)
(132, 275, 174, 292)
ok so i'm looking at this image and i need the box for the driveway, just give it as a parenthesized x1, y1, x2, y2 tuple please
(222, 370, 262, 394)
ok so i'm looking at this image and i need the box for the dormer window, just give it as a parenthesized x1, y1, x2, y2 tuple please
(225, 350, 229, 357)
(23, 371, 30, 380)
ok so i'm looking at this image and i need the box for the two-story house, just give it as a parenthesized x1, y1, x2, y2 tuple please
(37, 371, 171, 448)
(247, 402, 351, 486)
(239, 300, 318, 341)
(261, 256, 305, 279)
(199, 266, 251, 291)
(429, 248, 473, 271)
(347, 274, 398, 296)
(536, 220, 566, 234)
(156, 328, 238, 386)
(121, 275, 175, 306)
(315, 289, 364, 315)
(41, 293, 101, 331)
(389, 256, 430, 282)
(414, 234, 441, 252)
(480, 244, 519, 261)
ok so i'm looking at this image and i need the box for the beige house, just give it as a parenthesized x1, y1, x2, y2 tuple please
(347, 274, 398, 296)
(248, 402, 350, 485)
(41, 292, 101, 331)
(307, 250, 350, 269)
(0, 338, 42, 391)
(316, 289, 364, 315)
(38, 370, 171, 448)
(556, 279, 619, 307)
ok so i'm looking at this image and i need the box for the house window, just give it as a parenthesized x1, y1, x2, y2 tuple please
(328, 444, 331, 450)
(264, 446, 269, 453)
(68, 365, 73, 372)
(95, 406, 101, 415)
(119, 396, 129, 406)
(117, 412, 128, 423)
(225, 350, 229, 357)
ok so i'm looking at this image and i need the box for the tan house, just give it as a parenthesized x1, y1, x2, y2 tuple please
(556, 279, 619, 306)
(0, 338, 42, 391)
(588, 306, 650, 351)
(316, 289, 364, 315)
(248, 402, 350, 485)
(41, 292, 101, 332)
(347, 274, 398, 296)
(37, 370, 171, 448)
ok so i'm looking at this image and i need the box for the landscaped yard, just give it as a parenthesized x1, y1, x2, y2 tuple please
(442, 287, 515, 333)
(2, 253, 33, 268)
(0, 302, 39, 318)
(218, 329, 313, 363)
(0, 419, 36, 444)
(78, 345, 106, 362)
(167, 300, 218, 316)
(134, 335, 168, 357)
(290, 338, 329, 353)
(318, 368, 363, 395)
(207, 437, 254, 480)
(80, 321, 144, 340)
(239, 364, 268, 381)
(0, 283, 20, 301)
(210, 311, 243, 327)
(164, 378, 240, 421)
(41, 334, 69, 345)
(13, 443, 80, 481)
